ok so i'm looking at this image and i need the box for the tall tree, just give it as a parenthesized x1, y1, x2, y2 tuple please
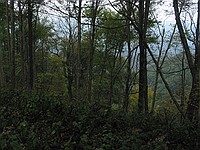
(0, 2, 7, 90)
(6, 0, 10, 71)
(87, 0, 100, 102)
(18, 0, 27, 88)
(138, 0, 150, 113)
(0, 41, 4, 90)
(108, 0, 153, 112)
(65, 18, 75, 100)
(94, 9, 127, 106)
(173, 0, 200, 121)
(28, 0, 34, 90)
(10, 0, 16, 89)
(76, 0, 82, 99)
(124, 0, 132, 112)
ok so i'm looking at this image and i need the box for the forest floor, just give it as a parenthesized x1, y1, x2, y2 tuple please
(0, 91, 200, 150)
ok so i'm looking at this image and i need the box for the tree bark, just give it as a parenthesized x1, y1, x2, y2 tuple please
(10, 0, 16, 89)
(87, 0, 99, 102)
(6, 0, 11, 72)
(76, 0, 82, 99)
(63, 47, 73, 101)
(124, 0, 132, 112)
(28, 0, 34, 90)
(18, 0, 26, 88)
(138, 0, 149, 113)
(0, 41, 5, 90)
(181, 51, 186, 121)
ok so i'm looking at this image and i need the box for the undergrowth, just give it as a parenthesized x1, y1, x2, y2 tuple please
(0, 90, 199, 150)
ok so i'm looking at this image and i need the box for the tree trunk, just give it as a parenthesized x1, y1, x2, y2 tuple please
(67, 61, 73, 101)
(186, 0, 200, 121)
(10, 0, 16, 89)
(63, 50, 73, 101)
(28, 0, 34, 90)
(151, 71, 159, 113)
(138, 0, 149, 113)
(87, 0, 99, 102)
(124, 0, 132, 112)
(6, 0, 11, 73)
(180, 51, 186, 122)
(109, 77, 114, 105)
(0, 41, 5, 90)
(18, 0, 26, 88)
(76, 0, 82, 99)
(187, 75, 200, 121)
(66, 17, 75, 101)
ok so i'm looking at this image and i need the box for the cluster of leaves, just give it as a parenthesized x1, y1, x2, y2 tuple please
(0, 90, 199, 150)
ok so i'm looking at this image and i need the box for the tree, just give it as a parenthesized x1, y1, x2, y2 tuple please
(138, 0, 150, 113)
(10, 0, 16, 89)
(150, 22, 177, 113)
(124, 0, 132, 112)
(28, 0, 34, 90)
(0, 2, 7, 90)
(108, 0, 156, 112)
(76, 0, 82, 99)
(173, 0, 200, 121)
(0, 41, 4, 90)
(18, 0, 27, 88)
(89, 8, 128, 107)
(87, 0, 101, 102)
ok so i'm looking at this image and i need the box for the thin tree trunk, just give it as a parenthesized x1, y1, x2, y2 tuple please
(66, 17, 74, 101)
(0, 41, 5, 90)
(76, 0, 82, 99)
(67, 61, 73, 101)
(28, 0, 34, 90)
(87, 0, 98, 102)
(63, 51, 73, 101)
(181, 51, 185, 122)
(18, 0, 26, 88)
(151, 71, 159, 113)
(144, 0, 150, 113)
(109, 46, 119, 105)
(109, 76, 114, 105)
(10, 0, 16, 89)
(124, 0, 132, 112)
(6, 0, 11, 70)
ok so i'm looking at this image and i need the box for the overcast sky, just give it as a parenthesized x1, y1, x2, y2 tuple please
(157, 0, 198, 24)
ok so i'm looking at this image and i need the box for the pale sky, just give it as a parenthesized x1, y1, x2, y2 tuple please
(157, 0, 198, 25)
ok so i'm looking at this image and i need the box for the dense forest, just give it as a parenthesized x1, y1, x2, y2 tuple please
(0, 0, 200, 149)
